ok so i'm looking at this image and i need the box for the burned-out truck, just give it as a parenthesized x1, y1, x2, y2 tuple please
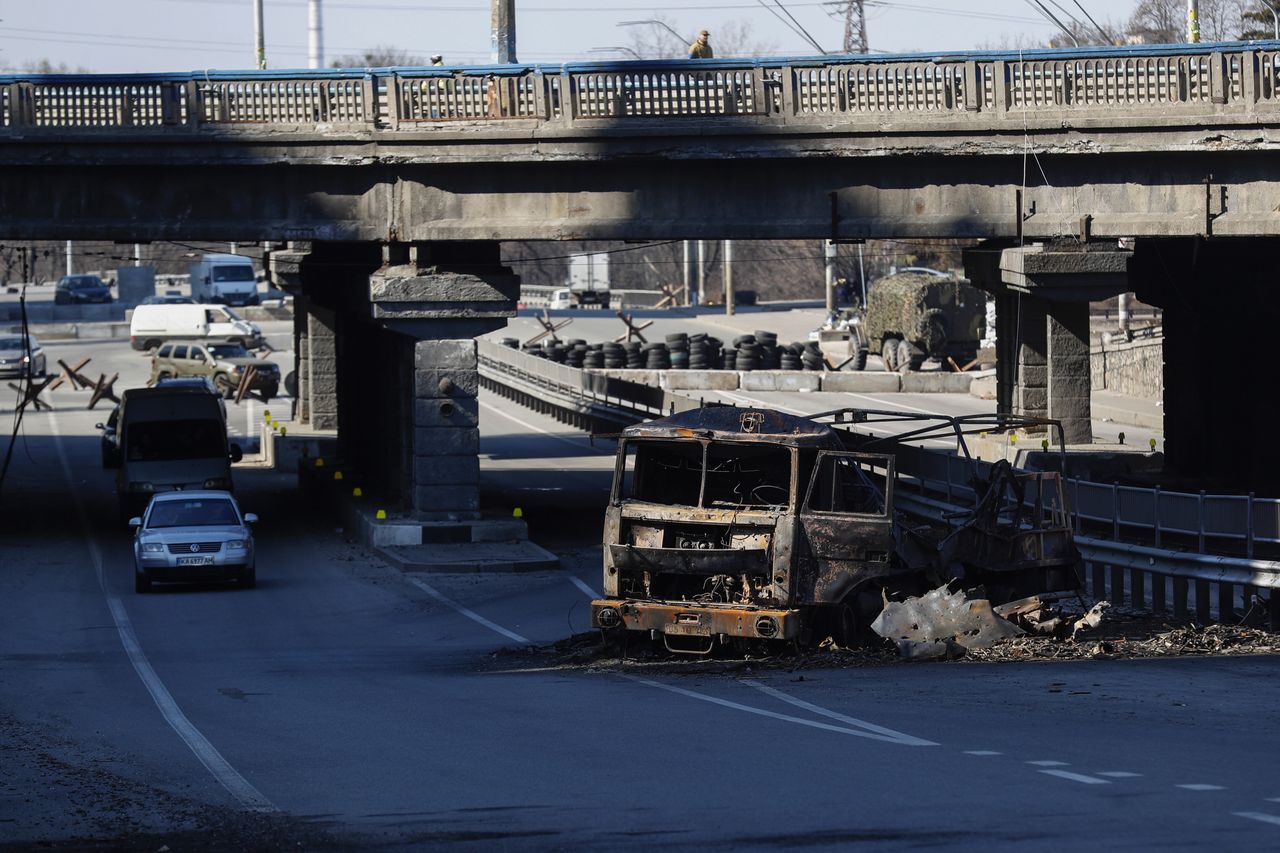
(590, 407, 915, 653)
(590, 405, 1080, 653)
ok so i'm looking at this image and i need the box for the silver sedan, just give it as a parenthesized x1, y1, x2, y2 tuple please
(131, 490, 257, 593)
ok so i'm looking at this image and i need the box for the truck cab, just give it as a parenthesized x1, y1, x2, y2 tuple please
(591, 407, 902, 653)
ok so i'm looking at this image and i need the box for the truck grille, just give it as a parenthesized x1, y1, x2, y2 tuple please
(167, 542, 223, 554)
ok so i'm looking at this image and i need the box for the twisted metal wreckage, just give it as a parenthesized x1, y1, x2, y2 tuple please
(590, 405, 1080, 654)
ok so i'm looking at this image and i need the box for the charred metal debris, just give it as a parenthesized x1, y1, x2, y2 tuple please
(589, 404, 1089, 655)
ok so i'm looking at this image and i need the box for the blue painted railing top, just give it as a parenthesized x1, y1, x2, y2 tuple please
(2, 38, 1278, 85)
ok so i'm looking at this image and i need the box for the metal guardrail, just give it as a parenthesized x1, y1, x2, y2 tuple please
(5, 42, 1280, 134)
(478, 339, 1279, 624)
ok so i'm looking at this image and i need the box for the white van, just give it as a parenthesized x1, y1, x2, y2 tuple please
(129, 304, 264, 352)
(190, 254, 260, 306)
(549, 288, 573, 310)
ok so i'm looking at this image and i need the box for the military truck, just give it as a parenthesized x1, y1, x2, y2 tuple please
(852, 271, 986, 372)
(589, 405, 1080, 654)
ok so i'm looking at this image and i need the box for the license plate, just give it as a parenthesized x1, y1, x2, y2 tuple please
(176, 555, 215, 566)
(664, 622, 711, 637)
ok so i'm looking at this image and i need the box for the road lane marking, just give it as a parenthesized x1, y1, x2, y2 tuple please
(1234, 812, 1280, 827)
(741, 680, 937, 746)
(1267, 798, 1280, 803)
(478, 399, 610, 454)
(405, 576, 531, 645)
(49, 412, 276, 814)
(622, 676, 935, 746)
(1027, 760, 1069, 767)
(964, 750, 1002, 756)
(1097, 771, 1142, 778)
(1039, 770, 1111, 785)
(569, 576, 601, 599)
(1178, 784, 1226, 791)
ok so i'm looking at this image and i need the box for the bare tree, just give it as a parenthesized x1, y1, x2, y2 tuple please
(1240, 0, 1280, 37)
(330, 45, 426, 68)
(1127, 0, 1248, 42)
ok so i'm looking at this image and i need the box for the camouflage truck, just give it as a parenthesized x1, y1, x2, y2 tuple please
(861, 271, 986, 372)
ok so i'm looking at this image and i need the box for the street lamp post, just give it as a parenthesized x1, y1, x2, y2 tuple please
(252, 0, 266, 69)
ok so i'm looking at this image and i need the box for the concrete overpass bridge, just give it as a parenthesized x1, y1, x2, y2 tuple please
(5, 41, 1280, 514)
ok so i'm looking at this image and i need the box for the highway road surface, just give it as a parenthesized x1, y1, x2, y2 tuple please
(5, 333, 1273, 851)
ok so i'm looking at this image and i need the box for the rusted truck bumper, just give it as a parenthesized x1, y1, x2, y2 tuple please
(591, 598, 804, 641)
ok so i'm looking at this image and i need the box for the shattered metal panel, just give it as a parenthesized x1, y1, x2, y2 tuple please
(871, 586, 1023, 660)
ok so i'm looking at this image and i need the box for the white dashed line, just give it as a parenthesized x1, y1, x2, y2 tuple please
(1039, 770, 1111, 785)
(1097, 771, 1142, 778)
(1234, 812, 1280, 827)
(405, 576, 531, 645)
(1027, 760, 1070, 767)
(623, 676, 935, 746)
(1266, 798, 1280, 803)
(1178, 784, 1226, 792)
(568, 575, 600, 599)
(964, 750, 1002, 756)
(742, 680, 938, 747)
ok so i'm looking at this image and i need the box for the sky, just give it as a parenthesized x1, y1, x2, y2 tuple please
(0, 0, 1149, 73)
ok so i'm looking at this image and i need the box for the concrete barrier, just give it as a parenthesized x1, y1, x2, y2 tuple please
(660, 370, 741, 391)
(741, 371, 821, 392)
(901, 373, 975, 394)
(819, 372, 903, 393)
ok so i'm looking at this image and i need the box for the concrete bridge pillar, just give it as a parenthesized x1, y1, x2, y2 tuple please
(294, 241, 516, 519)
(306, 304, 339, 431)
(1132, 237, 1280, 492)
(965, 243, 1130, 445)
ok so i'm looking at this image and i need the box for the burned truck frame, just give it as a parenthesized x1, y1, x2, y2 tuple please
(590, 405, 1080, 653)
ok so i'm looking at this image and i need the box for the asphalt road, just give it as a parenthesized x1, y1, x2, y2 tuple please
(5, 335, 1273, 851)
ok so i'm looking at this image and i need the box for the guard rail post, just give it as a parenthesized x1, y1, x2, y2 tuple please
(1151, 571, 1167, 612)
(1111, 562, 1126, 606)
(184, 81, 201, 128)
(1112, 482, 1120, 541)
(1173, 576, 1189, 618)
(1218, 582, 1235, 622)
(1131, 567, 1146, 609)
(1195, 579, 1212, 623)
(1092, 560, 1106, 600)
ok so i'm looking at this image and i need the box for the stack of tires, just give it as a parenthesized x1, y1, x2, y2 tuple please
(755, 330, 780, 370)
(624, 341, 644, 368)
(733, 335, 760, 372)
(565, 341, 587, 368)
(644, 342, 671, 369)
(801, 341, 825, 371)
(780, 343, 804, 371)
(583, 343, 605, 369)
(603, 342, 626, 368)
(688, 333, 721, 370)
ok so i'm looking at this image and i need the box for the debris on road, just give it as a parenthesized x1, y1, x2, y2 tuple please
(871, 586, 1023, 660)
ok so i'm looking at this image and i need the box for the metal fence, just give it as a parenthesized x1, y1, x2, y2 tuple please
(5, 42, 1280, 133)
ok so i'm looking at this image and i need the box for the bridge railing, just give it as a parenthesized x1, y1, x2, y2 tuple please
(5, 42, 1280, 132)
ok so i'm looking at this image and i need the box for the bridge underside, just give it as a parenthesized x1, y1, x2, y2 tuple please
(2, 149, 1279, 242)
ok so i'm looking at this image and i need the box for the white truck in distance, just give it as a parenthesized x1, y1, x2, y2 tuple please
(190, 253, 260, 306)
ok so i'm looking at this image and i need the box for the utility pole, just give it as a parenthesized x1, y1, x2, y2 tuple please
(824, 240, 838, 311)
(491, 0, 517, 63)
(253, 0, 266, 69)
(1188, 0, 1200, 43)
(683, 241, 697, 306)
(308, 0, 324, 69)
(65, 241, 73, 277)
(722, 240, 734, 317)
(840, 0, 869, 53)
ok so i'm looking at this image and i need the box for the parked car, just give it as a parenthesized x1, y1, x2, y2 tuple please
(0, 333, 46, 379)
(97, 404, 121, 468)
(55, 274, 112, 305)
(150, 340, 280, 400)
(129, 303, 264, 351)
(130, 490, 257, 592)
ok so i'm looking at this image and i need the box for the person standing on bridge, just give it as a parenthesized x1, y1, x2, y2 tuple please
(688, 30, 713, 59)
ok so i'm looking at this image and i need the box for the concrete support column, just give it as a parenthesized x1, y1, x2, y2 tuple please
(412, 340, 481, 519)
(293, 293, 311, 423)
(307, 304, 338, 431)
(1046, 301, 1091, 443)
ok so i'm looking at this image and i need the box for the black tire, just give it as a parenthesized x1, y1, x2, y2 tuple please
(135, 572, 151, 594)
(881, 339, 897, 371)
(896, 339, 916, 374)
(283, 370, 298, 397)
(240, 569, 256, 589)
(144, 339, 161, 351)
(258, 383, 278, 401)
(852, 347, 869, 371)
